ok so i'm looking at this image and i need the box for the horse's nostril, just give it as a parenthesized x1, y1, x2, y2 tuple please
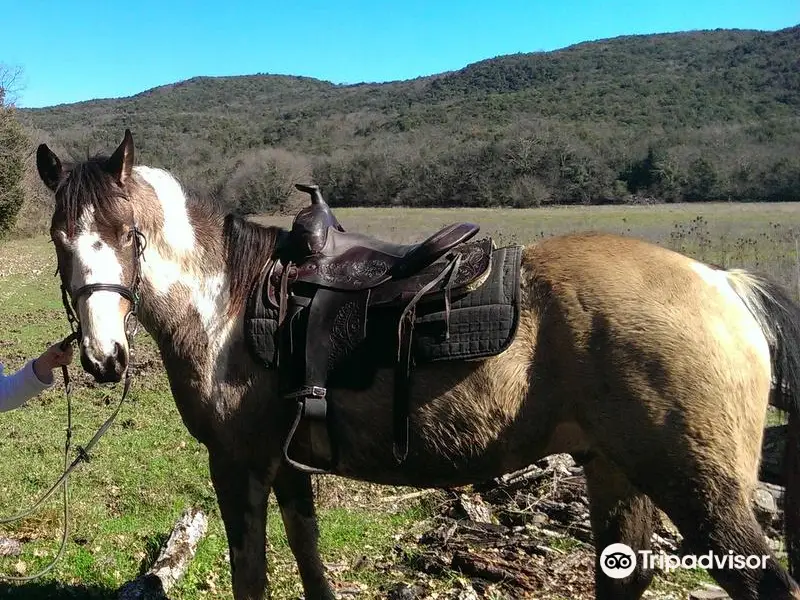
(104, 354, 118, 373)
(113, 342, 128, 368)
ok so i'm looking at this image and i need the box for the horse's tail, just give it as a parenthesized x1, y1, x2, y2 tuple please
(726, 268, 800, 577)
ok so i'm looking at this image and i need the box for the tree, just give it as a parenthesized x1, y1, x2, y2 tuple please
(621, 145, 681, 202)
(0, 65, 27, 238)
(222, 147, 311, 215)
(0, 64, 23, 106)
(683, 157, 720, 201)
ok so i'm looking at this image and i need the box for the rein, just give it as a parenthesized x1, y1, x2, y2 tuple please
(0, 227, 146, 582)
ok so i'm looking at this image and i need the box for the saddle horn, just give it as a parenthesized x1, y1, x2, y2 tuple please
(290, 183, 345, 259)
(295, 183, 325, 206)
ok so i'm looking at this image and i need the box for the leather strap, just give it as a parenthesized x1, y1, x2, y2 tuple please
(72, 283, 137, 307)
(279, 286, 369, 474)
(392, 252, 463, 463)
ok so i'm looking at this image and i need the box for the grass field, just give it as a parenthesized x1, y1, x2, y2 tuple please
(1, 202, 799, 599)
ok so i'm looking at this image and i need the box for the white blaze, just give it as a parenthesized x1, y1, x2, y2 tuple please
(72, 230, 128, 359)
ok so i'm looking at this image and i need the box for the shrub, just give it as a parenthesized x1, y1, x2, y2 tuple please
(0, 97, 27, 237)
(222, 148, 311, 215)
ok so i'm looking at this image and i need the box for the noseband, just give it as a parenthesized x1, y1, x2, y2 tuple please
(0, 224, 148, 582)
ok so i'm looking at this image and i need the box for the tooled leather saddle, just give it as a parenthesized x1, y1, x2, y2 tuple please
(245, 184, 522, 473)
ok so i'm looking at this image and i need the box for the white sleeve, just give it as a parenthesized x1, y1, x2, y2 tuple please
(0, 361, 52, 412)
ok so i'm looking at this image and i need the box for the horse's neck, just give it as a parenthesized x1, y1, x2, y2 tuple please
(131, 167, 236, 381)
(141, 234, 232, 359)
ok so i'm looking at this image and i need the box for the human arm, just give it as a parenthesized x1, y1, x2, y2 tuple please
(0, 343, 74, 412)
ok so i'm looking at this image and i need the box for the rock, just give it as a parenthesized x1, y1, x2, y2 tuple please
(456, 583, 480, 600)
(386, 583, 424, 600)
(759, 482, 785, 508)
(753, 486, 778, 515)
(689, 585, 730, 599)
(0, 537, 22, 557)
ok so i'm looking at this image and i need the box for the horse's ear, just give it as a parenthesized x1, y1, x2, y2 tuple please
(105, 129, 134, 186)
(36, 143, 63, 193)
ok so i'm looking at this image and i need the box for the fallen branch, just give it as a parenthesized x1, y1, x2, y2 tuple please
(379, 489, 438, 503)
(451, 550, 542, 591)
(117, 507, 208, 600)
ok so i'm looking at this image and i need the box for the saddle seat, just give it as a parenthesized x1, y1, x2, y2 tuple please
(285, 184, 480, 290)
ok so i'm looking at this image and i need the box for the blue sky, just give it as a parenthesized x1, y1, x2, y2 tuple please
(2, 0, 798, 108)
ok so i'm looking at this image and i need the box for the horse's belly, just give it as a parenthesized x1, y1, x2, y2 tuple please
(327, 378, 571, 486)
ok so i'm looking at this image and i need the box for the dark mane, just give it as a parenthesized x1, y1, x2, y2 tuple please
(55, 155, 129, 237)
(223, 214, 284, 317)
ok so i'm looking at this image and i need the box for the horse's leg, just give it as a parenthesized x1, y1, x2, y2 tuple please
(209, 451, 272, 600)
(583, 453, 656, 600)
(651, 469, 800, 600)
(590, 426, 799, 598)
(273, 467, 336, 600)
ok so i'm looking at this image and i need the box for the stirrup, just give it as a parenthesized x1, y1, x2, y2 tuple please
(281, 387, 334, 475)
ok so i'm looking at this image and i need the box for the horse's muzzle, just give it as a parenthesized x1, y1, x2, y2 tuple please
(80, 341, 128, 383)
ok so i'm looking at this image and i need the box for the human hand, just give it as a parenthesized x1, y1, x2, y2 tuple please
(33, 341, 75, 384)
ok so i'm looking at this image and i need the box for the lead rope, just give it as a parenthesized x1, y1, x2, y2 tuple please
(0, 341, 135, 582)
(0, 228, 144, 582)
(0, 333, 76, 581)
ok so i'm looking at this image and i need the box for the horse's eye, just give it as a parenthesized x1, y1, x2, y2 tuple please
(122, 229, 134, 246)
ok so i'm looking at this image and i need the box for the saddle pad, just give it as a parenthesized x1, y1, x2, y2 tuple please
(244, 263, 280, 368)
(413, 243, 523, 362)
(326, 244, 523, 388)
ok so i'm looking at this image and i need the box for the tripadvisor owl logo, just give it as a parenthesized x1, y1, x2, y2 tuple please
(600, 543, 637, 579)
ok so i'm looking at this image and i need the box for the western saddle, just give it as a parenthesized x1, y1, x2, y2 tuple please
(255, 184, 498, 473)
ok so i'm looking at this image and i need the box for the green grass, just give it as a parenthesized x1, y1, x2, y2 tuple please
(652, 565, 717, 597)
(2, 202, 799, 599)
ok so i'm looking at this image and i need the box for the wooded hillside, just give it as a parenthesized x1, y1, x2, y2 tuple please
(21, 26, 800, 212)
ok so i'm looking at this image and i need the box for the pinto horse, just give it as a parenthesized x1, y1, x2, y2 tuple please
(35, 130, 800, 600)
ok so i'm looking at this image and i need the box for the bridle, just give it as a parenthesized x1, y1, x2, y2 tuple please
(0, 224, 147, 582)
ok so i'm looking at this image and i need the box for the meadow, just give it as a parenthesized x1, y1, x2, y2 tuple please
(0, 202, 798, 599)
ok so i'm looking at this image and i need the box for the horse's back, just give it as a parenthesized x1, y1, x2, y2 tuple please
(525, 231, 769, 372)
(329, 231, 772, 485)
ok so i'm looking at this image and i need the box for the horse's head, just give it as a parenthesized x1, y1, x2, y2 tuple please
(36, 130, 143, 383)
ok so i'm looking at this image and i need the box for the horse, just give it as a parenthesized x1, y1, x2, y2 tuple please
(34, 130, 800, 600)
